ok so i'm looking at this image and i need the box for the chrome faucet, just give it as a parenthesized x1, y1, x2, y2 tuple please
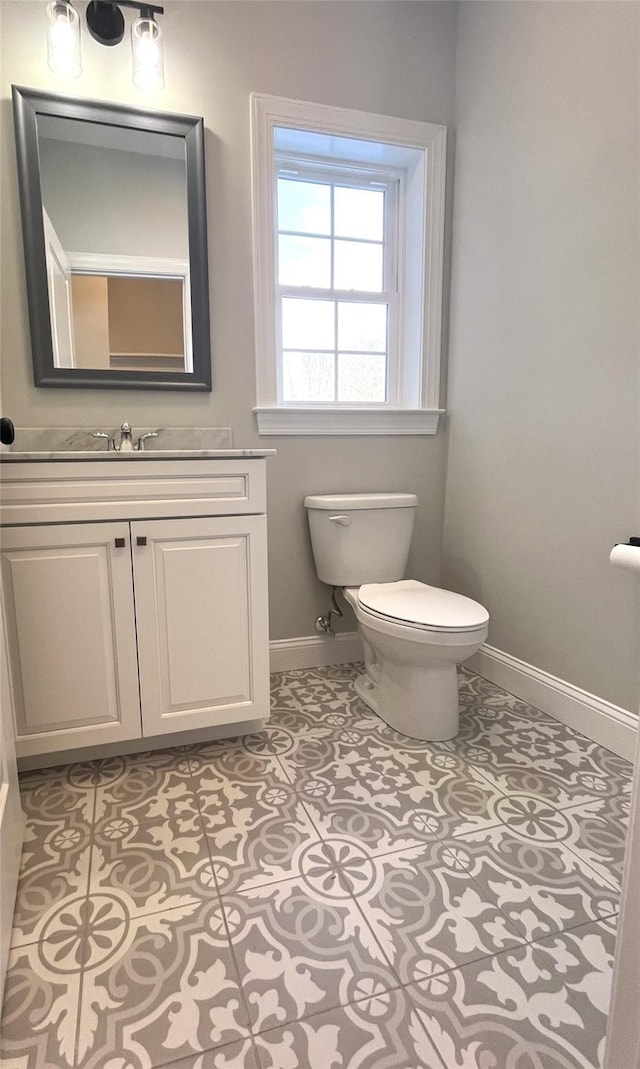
(91, 424, 160, 451)
(118, 422, 134, 452)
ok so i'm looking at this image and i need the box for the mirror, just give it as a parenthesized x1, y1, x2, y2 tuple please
(12, 86, 211, 390)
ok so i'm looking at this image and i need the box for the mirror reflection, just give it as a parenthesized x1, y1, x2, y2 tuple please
(37, 115, 191, 373)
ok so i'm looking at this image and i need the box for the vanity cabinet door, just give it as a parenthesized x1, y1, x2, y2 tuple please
(131, 515, 270, 737)
(1, 523, 142, 757)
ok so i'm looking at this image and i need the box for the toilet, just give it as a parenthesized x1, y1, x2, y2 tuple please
(304, 492, 489, 741)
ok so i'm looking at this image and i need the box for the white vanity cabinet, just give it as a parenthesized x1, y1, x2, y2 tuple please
(0, 455, 271, 762)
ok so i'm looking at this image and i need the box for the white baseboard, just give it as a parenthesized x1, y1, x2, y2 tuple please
(468, 644, 637, 761)
(270, 631, 363, 672)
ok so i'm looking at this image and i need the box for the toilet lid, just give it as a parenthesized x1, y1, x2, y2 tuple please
(358, 580, 489, 633)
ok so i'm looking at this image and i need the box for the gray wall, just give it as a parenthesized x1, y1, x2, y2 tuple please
(443, 1, 640, 710)
(0, 0, 457, 639)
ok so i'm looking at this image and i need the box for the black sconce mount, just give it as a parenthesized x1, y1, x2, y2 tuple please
(86, 0, 164, 47)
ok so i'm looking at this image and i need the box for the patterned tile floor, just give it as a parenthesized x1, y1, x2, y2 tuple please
(1, 665, 632, 1069)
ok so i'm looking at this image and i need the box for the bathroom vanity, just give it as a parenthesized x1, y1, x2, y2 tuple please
(0, 441, 274, 766)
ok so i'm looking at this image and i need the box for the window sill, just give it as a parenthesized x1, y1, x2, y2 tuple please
(254, 407, 444, 436)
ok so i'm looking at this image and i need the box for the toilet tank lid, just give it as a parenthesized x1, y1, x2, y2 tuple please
(304, 493, 418, 510)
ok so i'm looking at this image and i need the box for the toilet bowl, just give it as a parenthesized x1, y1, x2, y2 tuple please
(304, 493, 489, 741)
(345, 581, 488, 740)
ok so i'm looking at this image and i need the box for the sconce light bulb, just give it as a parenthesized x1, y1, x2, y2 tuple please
(46, 0, 81, 79)
(131, 16, 164, 90)
(50, 17, 74, 47)
(138, 37, 159, 64)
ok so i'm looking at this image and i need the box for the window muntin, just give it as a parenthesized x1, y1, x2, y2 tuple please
(275, 161, 399, 406)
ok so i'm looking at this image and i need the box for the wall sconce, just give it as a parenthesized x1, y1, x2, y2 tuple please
(47, 0, 82, 79)
(130, 11, 164, 90)
(47, 0, 165, 89)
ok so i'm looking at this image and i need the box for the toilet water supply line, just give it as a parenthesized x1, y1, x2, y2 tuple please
(315, 587, 343, 636)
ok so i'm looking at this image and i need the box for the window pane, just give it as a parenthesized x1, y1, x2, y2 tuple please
(338, 302, 387, 352)
(338, 352, 387, 403)
(283, 351, 335, 402)
(282, 298, 335, 350)
(279, 235, 330, 287)
(334, 240, 383, 292)
(278, 178, 331, 235)
(334, 186, 384, 241)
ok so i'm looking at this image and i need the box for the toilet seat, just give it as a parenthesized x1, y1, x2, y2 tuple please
(357, 580, 489, 634)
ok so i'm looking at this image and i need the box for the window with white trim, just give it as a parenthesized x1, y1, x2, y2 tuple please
(277, 162, 398, 405)
(251, 94, 447, 436)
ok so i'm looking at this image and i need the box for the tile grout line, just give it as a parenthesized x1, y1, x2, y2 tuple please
(188, 753, 265, 1068)
(72, 782, 98, 1069)
(185, 755, 262, 1065)
(551, 834, 623, 896)
(333, 862, 406, 984)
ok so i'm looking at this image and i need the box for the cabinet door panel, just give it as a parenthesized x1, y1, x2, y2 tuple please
(133, 516, 269, 735)
(0, 586, 24, 999)
(1, 524, 141, 756)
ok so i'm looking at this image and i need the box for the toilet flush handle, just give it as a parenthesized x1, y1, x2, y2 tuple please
(329, 514, 351, 526)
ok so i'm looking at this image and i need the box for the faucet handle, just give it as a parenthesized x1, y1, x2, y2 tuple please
(121, 422, 132, 434)
(135, 431, 159, 451)
(92, 431, 114, 451)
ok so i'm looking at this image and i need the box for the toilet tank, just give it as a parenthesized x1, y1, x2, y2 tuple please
(304, 493, 417, 586)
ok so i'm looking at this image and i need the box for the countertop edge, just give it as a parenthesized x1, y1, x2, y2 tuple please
(0, 449, 277, 462)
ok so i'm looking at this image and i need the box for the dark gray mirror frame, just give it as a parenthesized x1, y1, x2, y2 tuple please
(12, 85, 212, 391)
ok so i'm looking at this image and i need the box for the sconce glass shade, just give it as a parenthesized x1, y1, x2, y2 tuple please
(131, 16, 164, 90)
(47, 0, 81, 79)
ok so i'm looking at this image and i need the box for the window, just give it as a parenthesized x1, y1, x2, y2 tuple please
(277, 166, 396, 406)
(251, 94, 447, 435)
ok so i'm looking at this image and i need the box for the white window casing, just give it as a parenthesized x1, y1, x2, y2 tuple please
(250, 93, 447, 436)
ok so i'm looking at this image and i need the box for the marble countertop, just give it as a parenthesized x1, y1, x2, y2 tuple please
(1, 448, 276, 461)
(0, 426, 275, 461)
